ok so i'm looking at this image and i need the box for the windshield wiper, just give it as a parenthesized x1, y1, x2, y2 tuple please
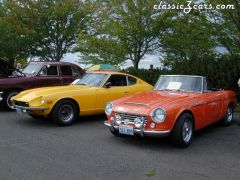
(77, 83, 87, 86)
(164, 89, 176, 91)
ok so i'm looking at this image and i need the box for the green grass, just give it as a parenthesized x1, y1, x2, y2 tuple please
(146, 168, 156, 177)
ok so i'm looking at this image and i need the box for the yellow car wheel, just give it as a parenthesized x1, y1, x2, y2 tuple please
(51, 99, 78, 126)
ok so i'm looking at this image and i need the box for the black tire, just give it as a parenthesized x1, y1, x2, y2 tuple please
(51, 100, 78, 126)
(222, 105, 233, 126)
(171, 113, 194, 148)
(4, 90, 19, 110)
(110, 128, 120, 136)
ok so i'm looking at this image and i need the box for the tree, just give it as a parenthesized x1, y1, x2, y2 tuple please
(78, 0, 173, 69)
(208, 0, 240, 55)
(161, 6, 217, 65)
(0, 1, 30, 65)
(1, 0, 90, 62)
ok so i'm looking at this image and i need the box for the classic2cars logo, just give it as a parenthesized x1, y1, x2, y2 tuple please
(153, 1, 235, 14)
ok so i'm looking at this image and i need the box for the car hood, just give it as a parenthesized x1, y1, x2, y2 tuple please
(13, 85, 91, 102)
(113, 90, 191, 115)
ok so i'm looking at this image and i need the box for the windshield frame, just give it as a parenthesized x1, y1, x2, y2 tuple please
(154, 75, 204, 93)
(72, 72, 110, 87)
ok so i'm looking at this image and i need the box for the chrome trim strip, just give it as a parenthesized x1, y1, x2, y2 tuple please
(124, 102, 148, 106)
(14, 105, 49, 111)
(104, 121, 171, 137)
(104, 121, 111, 127)
(114, 111, 147, 117)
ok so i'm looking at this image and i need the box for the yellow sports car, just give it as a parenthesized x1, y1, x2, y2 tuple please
(12, 71, 153, 125)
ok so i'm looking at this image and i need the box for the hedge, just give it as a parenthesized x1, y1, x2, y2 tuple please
(123, 55, 240, 90)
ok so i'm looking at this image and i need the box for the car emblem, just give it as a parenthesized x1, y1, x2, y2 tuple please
(124, 119, 130, 124)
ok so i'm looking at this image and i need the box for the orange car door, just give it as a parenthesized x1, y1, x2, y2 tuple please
(95, 75, 129, 111)
(204, 92, 223, 124)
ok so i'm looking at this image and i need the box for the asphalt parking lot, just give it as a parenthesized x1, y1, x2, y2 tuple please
(0, 111, 240, 180)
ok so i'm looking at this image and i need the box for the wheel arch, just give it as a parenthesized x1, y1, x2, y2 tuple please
(175, 109, 195, 130)
(51, 98, 80, 115)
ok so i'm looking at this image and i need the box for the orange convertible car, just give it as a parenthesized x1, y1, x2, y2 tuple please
(104, 75, 237, 147)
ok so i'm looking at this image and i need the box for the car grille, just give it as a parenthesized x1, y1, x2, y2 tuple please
(14, 101, 29, 107)
(114, 112, 148, 127)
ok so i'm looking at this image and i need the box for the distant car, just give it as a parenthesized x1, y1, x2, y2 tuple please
(12, 71, 153, 126)
(104, 75, 237, 148)
(0, 59, 85, 109)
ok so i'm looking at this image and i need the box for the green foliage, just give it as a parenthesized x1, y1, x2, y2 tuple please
(208, 0, 240, 55)
(170, 55, 240, 90)
(78, 0, 173, 69)
(0, 1, 30, 65)
(162, 10, 217, 61)
(1, 0, 90, 62)
(125, 55, 240, 90)
(146, 168, 156, 177)
(123, 67, 169, 85)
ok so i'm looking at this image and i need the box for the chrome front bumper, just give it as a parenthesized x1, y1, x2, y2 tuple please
(0, 92, 3, 101)
(13, 105, 49, 111)
(104, 121, 171, 137)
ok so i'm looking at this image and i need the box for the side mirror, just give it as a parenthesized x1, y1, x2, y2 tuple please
(104, 82, 112, 88)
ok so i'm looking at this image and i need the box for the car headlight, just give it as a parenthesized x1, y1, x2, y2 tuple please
(105, 103, 113, 115)
(40, 97, 45, 104)
(151, 108, 166, 123)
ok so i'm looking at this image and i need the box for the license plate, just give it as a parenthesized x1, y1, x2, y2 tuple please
(119, 125, 134, 136)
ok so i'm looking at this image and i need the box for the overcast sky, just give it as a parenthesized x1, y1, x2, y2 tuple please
(62, 53, 163, 70)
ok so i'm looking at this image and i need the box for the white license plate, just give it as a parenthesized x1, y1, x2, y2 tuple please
(119, 125, 134, 136)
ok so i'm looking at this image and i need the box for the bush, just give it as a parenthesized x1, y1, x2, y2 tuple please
(122, 67, 169, 85)
(170, 55, 240, 90)
(122, 55, 240, 90)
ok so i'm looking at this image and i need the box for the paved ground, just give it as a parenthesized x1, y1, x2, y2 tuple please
(0, 111, 240, 180)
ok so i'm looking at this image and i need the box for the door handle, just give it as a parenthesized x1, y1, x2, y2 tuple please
(124, 91, 129, 93)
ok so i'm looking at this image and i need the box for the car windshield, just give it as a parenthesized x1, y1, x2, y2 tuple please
(154, 75, 202, 93)
(22, 63, 42, 75)
(72, 73, 108, 87)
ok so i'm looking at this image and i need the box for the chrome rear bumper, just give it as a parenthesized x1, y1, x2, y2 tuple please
(104, 121, 171, 137)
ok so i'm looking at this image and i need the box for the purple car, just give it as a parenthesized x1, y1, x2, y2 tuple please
(0, 59, 85, 109)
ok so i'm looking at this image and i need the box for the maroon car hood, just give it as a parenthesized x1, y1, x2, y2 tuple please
(114, 91, 190, 115)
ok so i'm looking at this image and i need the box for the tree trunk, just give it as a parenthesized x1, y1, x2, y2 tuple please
(133, 60, 139, 70)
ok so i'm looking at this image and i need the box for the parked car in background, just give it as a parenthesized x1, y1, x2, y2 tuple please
(0, 60, 85, 109)
(12, 71, 153, 126)
(104, 75, 237, 148)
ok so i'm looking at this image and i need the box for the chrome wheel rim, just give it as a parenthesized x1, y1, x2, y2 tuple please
(58, 104, 74, 122)
(7, 92, 19, 109)
(182, 120, 192, 143)
(226, 106, 233, 123)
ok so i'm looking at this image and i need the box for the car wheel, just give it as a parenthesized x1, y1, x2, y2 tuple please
(171, 113, 194, 148)
(51, 100, 78, 126)
(4, 90, 19, 110)
(223, 105, 233, 126)
(109, 128, 120, 136)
